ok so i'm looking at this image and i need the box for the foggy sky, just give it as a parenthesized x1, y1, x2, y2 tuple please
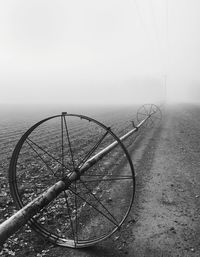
(0, 0, 200, 105)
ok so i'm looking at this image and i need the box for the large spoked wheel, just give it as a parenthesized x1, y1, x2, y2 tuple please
(9, 113, 135, 248)
(137, 104, 162, 128)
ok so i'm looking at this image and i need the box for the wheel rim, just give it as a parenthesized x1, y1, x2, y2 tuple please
(137, 104, 162, 128)
(9, 113, 135, 248)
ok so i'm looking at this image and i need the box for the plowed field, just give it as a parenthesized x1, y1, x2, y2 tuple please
(1, 104, 200, 256)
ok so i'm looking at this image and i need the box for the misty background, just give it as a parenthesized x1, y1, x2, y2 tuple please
(0, 0, 200, 108)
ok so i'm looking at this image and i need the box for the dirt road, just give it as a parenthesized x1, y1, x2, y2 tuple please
(126, 104, 200, 257)
(1, 104, 200, 256)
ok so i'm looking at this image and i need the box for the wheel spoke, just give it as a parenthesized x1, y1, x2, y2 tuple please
(80, 176, 133, 182)
(83, 174, 132, 177)
(76, 130, 110, 170)
(138, 112, 147, 116)
(149, 117, 154, 126)
(63, 191, 77, 246)
(68, 188, 120, 228)
(27, 137, 71, 174)
(152, 115, 161, 120)
(79, 179, 118, 223)
(143, 105, 149, 115)
(63, 116, 75, 170)
(25, 140, 56, 177)
(149, 104, 153, 116)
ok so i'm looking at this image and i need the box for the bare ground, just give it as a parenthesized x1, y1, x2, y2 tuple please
(1, 104, 200, 256)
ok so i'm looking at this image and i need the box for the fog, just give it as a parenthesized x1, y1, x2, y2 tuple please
(0, 0, 200, 106)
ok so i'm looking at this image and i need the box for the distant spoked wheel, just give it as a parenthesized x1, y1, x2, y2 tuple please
(9, 113, 135, 248)
(137, 104, 162, 128)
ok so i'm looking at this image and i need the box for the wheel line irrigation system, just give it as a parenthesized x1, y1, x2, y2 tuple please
(0, 104, 162, 248)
